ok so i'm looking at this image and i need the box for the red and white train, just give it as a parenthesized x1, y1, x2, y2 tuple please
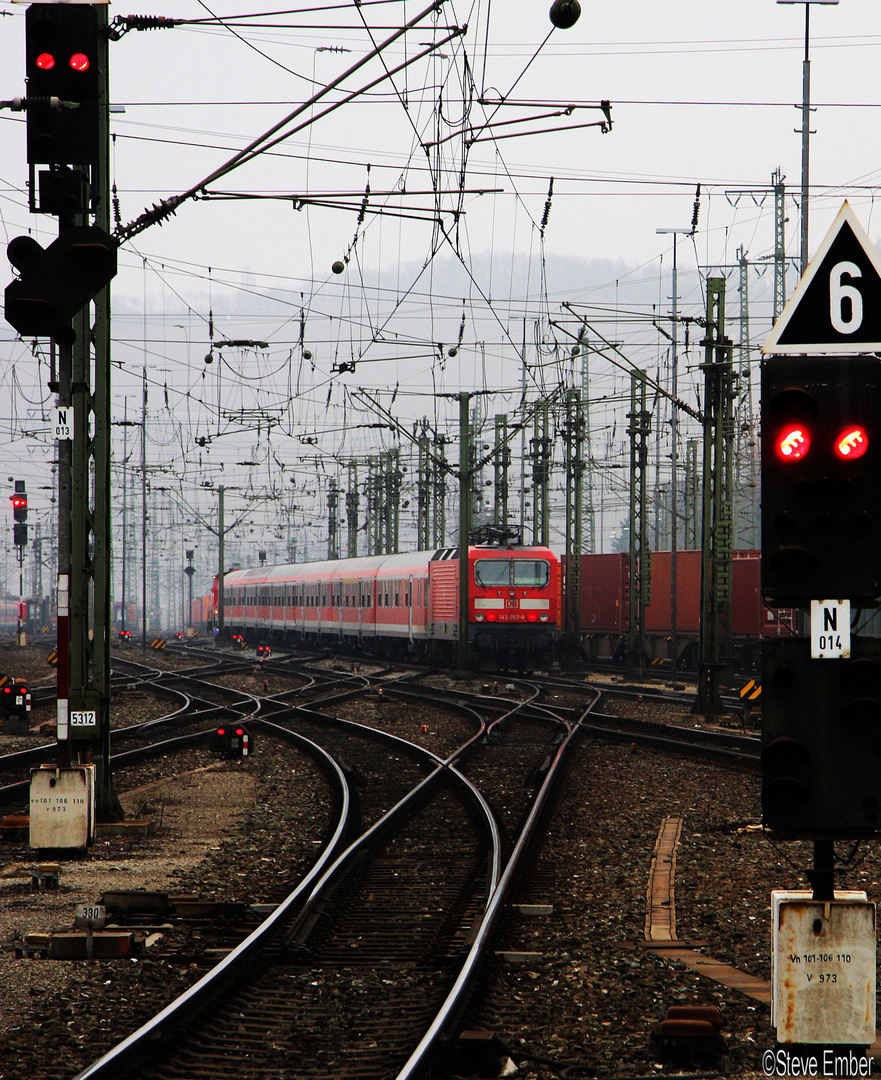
(0, 598, 21, 640)
(213, 541, 560, 671)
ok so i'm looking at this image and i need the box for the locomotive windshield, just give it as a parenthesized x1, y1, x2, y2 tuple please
(474, 559, 550, 588)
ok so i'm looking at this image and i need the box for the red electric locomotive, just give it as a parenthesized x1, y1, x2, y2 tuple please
(219, 532, 559, 671)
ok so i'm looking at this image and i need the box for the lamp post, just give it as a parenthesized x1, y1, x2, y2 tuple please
(777, 0, 839, 274)
(656, 226, 691, 672)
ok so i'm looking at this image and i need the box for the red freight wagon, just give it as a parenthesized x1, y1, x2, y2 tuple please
(577, 549, 796, 669)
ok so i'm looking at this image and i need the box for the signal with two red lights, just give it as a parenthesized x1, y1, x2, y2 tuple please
(773, 422, 870, 464)
(1, 681, 31, 712)
(761, 355, 881, 606)
(210, 725, 252, 759)
(25, 4, 100, 167)
(10, 481, 27, 547)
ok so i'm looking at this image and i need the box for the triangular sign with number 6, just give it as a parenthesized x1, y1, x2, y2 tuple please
(763, 201, 881, 354)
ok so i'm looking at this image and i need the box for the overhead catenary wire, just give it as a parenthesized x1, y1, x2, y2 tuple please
(114, 1, 463, 243)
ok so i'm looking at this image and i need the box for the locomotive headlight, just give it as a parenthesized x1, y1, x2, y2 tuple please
(539, 612, 549, 622)
(475, 612, 485, 622)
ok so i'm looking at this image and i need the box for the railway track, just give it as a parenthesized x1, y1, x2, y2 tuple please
(32, 659, 591, 1079)
(0, 649, 774, 1079)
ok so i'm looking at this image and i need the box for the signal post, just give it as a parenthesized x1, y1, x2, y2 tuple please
(9, 481, 28, 645)
(760, 202, 881, 1054)
(4, 2, 120, 836)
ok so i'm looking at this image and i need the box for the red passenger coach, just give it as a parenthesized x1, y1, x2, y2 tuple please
(221, 540, 559, 671)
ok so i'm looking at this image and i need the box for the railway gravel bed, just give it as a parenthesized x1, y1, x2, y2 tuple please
(0, 735, 332, 1080)
(0, 662, 870, 1078)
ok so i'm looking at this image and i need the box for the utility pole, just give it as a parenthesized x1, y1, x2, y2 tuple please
(366, 456, 380, 555)
(696, 277, 735, 715)
(773, 167, 788, 318)
(457, 393, 472, 674)
(627, 372, 652, 680)
(736, 245, 759, 549)
(432, 434, 447, 547)
(140, 368, 148, 644)
(580, 353, 596, 554)
(3, 6, 123, 821)
(327, 478, 340, 560)
(530, 401, 551, 547)
(492, 414, 509, 526)
(346, 462, 359, 558)
(382, 449, 401, 554)
(684, 440, 699, 548)
(777, 0, 840, 274)
(115, 409, 139, 634)
(657, 226, 690, 670)
(217, 485, 226, 634)
(562, 390, 585, 668)
(417, 428, 431, 549)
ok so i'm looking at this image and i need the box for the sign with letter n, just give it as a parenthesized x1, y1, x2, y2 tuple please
(810, 599, 851, 659)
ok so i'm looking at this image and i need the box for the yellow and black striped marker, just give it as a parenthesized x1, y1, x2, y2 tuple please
(739, 679, 761, 702)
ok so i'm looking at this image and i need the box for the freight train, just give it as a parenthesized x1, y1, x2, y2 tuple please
(211, 535, 560, 671)
(577, 549, 797, 670)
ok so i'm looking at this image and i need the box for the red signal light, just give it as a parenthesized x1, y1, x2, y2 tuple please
(835, 426, 869, 461)
(775, 425, 811, 462)
(35, 52, 55, 70)
(216, 727, 226, 736)
(235, 728, 244, 736)
(69, 52, 90, 73)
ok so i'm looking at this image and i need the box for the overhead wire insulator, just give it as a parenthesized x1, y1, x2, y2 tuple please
(691, 184, 701, 233)
(540, 177, 554, 240)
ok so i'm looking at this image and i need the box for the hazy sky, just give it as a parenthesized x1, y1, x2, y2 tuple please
(1, 0, 880, 592)
(5, 1, 880, 290)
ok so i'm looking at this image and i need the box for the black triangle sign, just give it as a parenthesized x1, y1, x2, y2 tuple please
(763, 201, 881, 354)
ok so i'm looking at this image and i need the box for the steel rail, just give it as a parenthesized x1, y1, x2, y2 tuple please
(69, 718, 352, 1080)
(394, 687, 603, 1078)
